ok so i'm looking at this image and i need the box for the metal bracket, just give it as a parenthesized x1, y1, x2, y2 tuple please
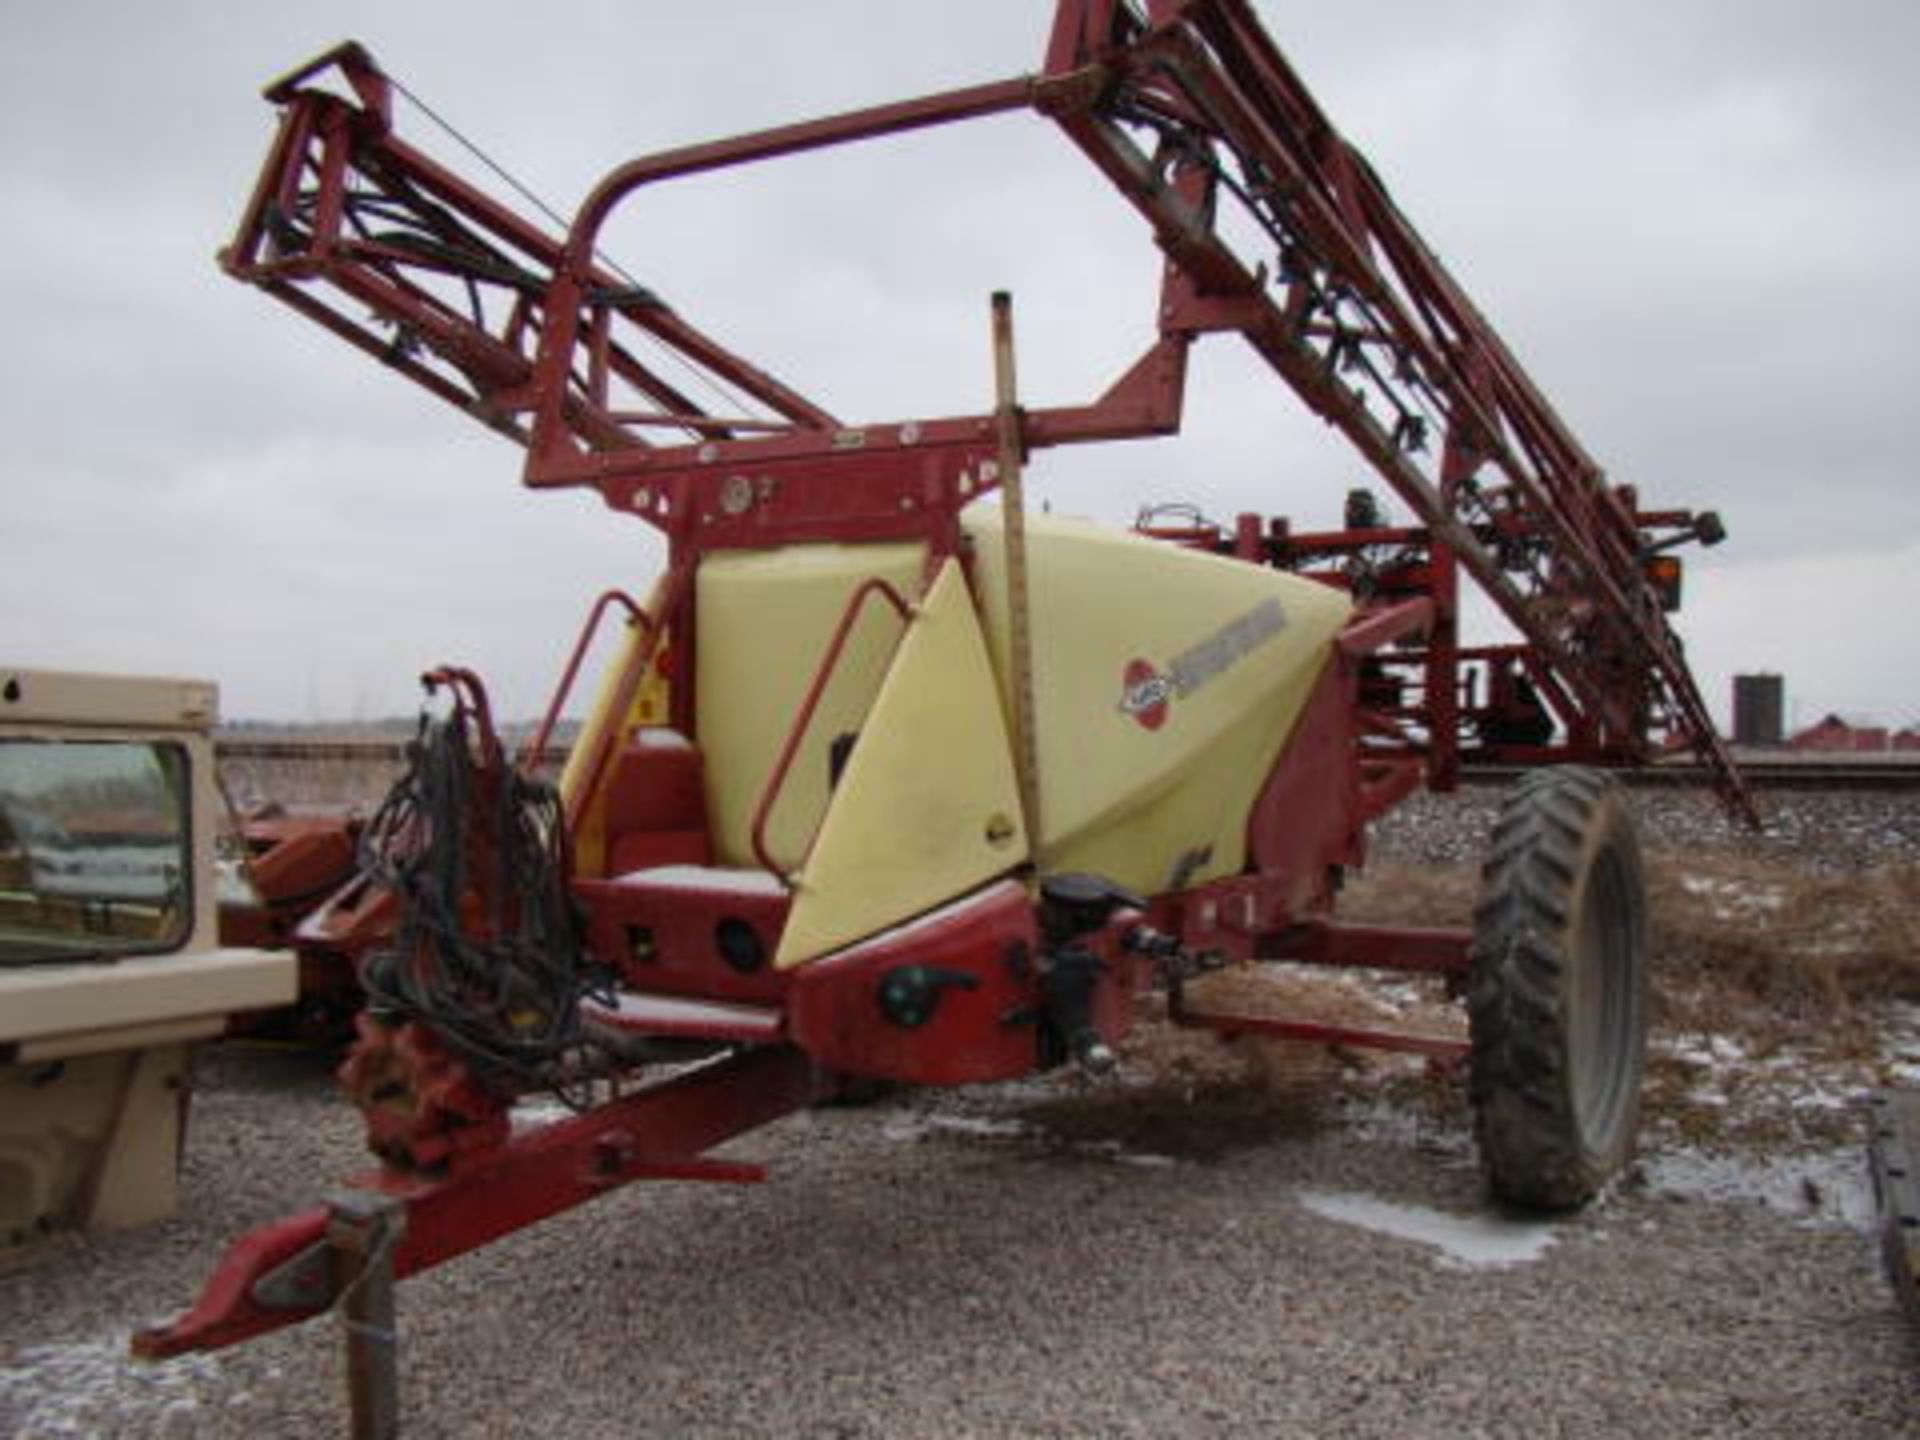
(244, 1190, 407, 1437)
(250, 1239, 337, 1313)
(328, 1189, 408, 1440)
(1868, 1089, 1920, 1328)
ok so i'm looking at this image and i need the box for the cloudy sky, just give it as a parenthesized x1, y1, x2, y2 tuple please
(2, 1, 1914, 730)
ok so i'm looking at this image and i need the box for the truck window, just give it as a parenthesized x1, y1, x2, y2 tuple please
(0, 739, 191, 965)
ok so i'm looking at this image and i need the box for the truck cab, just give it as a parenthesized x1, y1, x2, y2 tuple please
(0, 668, 295, 1244)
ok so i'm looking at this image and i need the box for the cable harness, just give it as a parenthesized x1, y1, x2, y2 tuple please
(358, 693, 611, 1096)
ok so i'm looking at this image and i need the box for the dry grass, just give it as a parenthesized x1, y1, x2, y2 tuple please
(219, 756, 401, 813)
(1117, 846, 1920, 1149)
(1339, 847, 1920, 1053)
(1646, 854, 1920, 1027)
(1003, 961, 1475, 1162)
(1340, 859, 1477, 929)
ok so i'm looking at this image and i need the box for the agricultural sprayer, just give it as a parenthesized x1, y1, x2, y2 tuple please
(137, 0, 1773, 1399)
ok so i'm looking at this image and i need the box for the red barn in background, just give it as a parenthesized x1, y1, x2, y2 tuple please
(1790, 714, 1891, 753)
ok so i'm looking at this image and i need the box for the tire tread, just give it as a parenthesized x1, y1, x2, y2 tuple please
(1468, 766, 1647, 1211)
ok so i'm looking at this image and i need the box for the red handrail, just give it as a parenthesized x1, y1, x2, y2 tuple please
(518, 589, 652, 777)
(748, 578, 914, 878)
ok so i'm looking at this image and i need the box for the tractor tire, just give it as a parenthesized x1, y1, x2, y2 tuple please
(1469, 766, 1648, 1211)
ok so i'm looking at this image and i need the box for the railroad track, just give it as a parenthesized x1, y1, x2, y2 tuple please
(215, 737, 569, 763)
(1458, 760, 1920, 792)
(216, 738, 416, 764)
(214, 738, 1920, 791)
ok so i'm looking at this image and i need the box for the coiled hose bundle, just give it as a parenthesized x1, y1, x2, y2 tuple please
(358, 701, 611, 1093)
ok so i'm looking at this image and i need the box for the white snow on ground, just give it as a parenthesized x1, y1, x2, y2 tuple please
(1341, 1098, 1476, 1161)
(1295, 1190, 1560, 1270)
(0, 1335, 242, 1438)
(882, 1112, 1031, 1144)
(1661, 1033, 1751, 1069)
(880, 1109, 1181, 1169)
(1654, 1029, 1888, 1117)
(1881, 1003, 1920, 1085)
(1677, 873, 1788, 918)
(1641, 1147, 1877, 1232)
(1107, 1149, 1180, 1170)
(1639, 1014, 1904, 1233)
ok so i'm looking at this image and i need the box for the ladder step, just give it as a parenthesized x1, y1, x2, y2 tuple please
(609, 864, 789, 899)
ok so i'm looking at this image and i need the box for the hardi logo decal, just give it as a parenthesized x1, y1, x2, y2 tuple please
(1116, 597, 1288, 731)
(1117, 659, 1173, 730)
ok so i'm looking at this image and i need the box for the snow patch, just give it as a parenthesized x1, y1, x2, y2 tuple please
(1654, 1030, 1881, 1129)
(1053, 1136, 1182, 1169)
(883, 1113, 1030, 1144)
(1296, 1190, 1560, 1270)
(1641, 1147, 1875, 1231)
(1676, 873, 1787, 919)
(1659, 1033, 1750, 1069)
(1884, 1005, 1920, 1084)
(1112, 1150, 1180, 1170)
(1340, 1099, 1475, 1161)
(882, 1109, 1180, 1169)
(0, 1335, 233, 1436)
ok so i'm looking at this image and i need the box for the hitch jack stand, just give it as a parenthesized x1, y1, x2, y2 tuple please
(327, 1190, 406, 1439)
(1868, 1089, 1920, 1328)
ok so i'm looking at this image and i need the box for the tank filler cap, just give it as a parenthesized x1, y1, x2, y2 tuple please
(1038, 873, 1143, 947)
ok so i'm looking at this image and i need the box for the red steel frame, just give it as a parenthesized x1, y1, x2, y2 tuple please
(223, 3, 1752, 822)
(135, 1047, 824, 1359)
(145, 0, 1753, 1365)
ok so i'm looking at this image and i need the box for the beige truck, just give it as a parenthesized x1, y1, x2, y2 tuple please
(0, 668, 294, 1243)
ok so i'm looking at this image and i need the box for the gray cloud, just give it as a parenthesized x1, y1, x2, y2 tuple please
(2, 1, 1911, 727)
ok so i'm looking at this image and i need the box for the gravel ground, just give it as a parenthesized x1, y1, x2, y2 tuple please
(2, 789, 1915, 1438)
(1372, 782, 1920, 873)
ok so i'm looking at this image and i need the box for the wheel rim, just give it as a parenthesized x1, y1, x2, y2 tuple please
(1569, 847, 1636, 1149)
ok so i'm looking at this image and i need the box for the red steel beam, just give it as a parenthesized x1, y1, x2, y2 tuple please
(133, 1047, 824, 1360)
(1259, 920, 1471, 976)
(223, 58, 840, 463)
(524, 77, 1037, 479)
(1175, 1005, 1467, 1061)
(1037, 1, 1749, 821)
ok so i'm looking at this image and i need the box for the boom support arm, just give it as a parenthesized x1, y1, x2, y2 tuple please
(221, 43, 840, 454)
(1041, 1, 1748, 817)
